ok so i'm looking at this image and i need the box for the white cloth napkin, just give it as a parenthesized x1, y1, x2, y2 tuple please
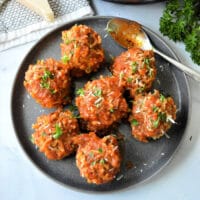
(0, 0, 94, 51)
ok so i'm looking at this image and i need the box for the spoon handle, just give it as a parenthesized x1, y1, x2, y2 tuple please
(154, 48, 200, 82)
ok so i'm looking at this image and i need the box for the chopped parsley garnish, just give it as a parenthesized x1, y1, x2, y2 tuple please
(98, 148, 103, 153)
(91, 161, 96, 166)
(136, 87, 145, 94)
(143, 57, 151, 66)
(119, 72, 124, 80)
(49, 88, 56, 94)
(40, 81, 50, 89)
(76, 88, 85, 96)
(93, 87, 102, 97)
(100, 158, 106, 164)
(127, 77, 133, 83)
(65, 38, 71, 44)
(61, 54, 70, 64)
(152, 105, 159, 112)
(91, 158, 106, 166)
(68, 105, 80, 118)
(69, 105, 78, 112)
(160, 94, 166, 102)
(52, 124, 63, 139)
(131, 119, 139, 126)
(131, 61, 138, 73)
(110, 108, 114, 113)
(152, 118, 160, 128)
(158, 112, 167, 122)
(42, 69, 54, 80)
(65, 38, 75, 45)
(40, 69, 54, 90)
(152, 112, 167, 128)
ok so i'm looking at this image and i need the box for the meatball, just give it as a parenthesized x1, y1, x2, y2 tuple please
(73, 132, 121, 184)
(60, 24, 104, 77)
(111, 48, 156, 97)
(24, 58, 71, 108)
(75, 76, 128, 132)
(32, 109, 79, 160)
(129, 90, 177, 142)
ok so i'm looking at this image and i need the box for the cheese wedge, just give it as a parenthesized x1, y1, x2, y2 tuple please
(17, 0, 54, 22)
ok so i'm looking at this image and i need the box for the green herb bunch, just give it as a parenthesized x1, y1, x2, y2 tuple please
(159, 0, 200, 65)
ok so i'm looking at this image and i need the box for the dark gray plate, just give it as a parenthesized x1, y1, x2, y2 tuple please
(11, 16, 190, 192)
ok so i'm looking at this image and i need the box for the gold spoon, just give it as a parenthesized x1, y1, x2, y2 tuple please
(107, 18, 200, 82)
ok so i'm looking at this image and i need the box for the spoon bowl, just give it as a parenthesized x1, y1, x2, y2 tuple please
(107, 18, 152, 50)
(107, 18, 200, 82)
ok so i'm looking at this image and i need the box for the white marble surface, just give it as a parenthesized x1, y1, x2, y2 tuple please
(1, 1, 200, 199)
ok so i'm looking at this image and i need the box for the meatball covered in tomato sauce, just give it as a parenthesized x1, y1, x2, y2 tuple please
(73, 132, 121, 184)
(111, 48, 156, 97)
(32, 109, 79, 160)
(129, 90, 177, 142)
(60, 24, 104, 77)
(75, 76, 128, 132)
(24, 58, 71, 108)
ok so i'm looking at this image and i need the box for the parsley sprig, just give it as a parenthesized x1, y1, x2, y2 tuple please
(159, 0, 200, 65)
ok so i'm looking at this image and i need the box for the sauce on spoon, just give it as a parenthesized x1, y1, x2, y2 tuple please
(107, 18, 146, 49)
